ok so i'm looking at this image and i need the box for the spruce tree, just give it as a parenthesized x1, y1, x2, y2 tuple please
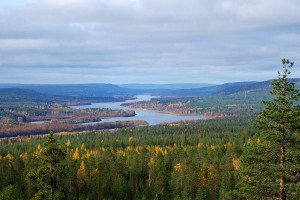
(28, 132, 68, 200)
(232, 59, 300, 199)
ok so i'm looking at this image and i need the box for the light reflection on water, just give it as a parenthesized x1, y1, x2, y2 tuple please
(71, 95, 205, 125)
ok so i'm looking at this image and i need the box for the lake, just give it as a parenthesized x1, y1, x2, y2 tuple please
(71, 95, 205, 125)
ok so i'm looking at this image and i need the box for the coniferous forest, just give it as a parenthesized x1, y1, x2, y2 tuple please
(0, 118, 252, 199)
(0, 60, 299, 199)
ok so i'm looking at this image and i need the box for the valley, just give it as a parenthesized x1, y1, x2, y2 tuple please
(0, 78, 299, 199)
(1, 79, 299, 138)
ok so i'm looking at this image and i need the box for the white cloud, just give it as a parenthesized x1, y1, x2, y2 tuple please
(0, 39, 56, 51)
(0, 0, 300, 83)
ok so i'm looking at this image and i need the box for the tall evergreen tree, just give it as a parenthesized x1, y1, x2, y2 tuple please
(230, 59, 300, 199)
(28, 131, 68, 200)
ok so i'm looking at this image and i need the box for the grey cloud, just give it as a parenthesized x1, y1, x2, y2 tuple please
(0, 0, 300, 84)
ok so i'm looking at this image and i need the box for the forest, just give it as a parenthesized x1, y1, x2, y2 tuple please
(0, 61, 299, 199)
(0, 118, 253, 199)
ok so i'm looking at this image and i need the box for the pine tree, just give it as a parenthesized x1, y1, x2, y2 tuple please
(77, 160, 88, 197)
(28, 131, 68, 200)
(0, 185, 18, 200)
(232, 59, 300, 199)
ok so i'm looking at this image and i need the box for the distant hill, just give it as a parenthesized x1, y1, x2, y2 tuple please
(0, 84, 138, 97)
(158, 82, 258, 97)
(119, 83, 214, 90)
(160, 78, 300, 97)
(0, 88, 131, 103)
(0, 79, 299, 98)
(0, 84, 25, 88)
(0, 88, 58, 103)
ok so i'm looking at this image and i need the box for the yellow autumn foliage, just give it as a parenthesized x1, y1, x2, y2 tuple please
(163, 149, 168, 156)
(116, 149, 125, 157)
(197, 142, 204, 148)
(81, 143, 86, 151)
(153, 145, 162, 154)
(66, 139, 71, 147)
(148, 157, 155, 168)
(32, 144, 42, 158)
(146, 145, 151, 151)
(224, 142, 233, 148)
(232, 158, 241, 171)
(77, 161, 87, 191)
(135, 146, 143, 153)
(199, 169, 206, 187)
(56, 131, 69, 136)
(5, 153, 14, 161)
(257, 138, 261, 144)
(19, 152, 28, 162)
(5, 153, 14, 167)
(92, 168, 99, 177)
(79, 161, 86, 171)
(208, 145, 217, 150)
(207, 164, 217, 177)
(73, 147, 80, 160)
(174, 163, 182, 172)
(92, 149, 99, 157)
(82, 150, 92, 159)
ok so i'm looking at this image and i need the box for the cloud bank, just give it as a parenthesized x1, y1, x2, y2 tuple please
(0, 0, 300, 84)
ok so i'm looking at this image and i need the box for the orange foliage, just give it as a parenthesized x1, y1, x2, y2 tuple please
(232, 158, 241, 171)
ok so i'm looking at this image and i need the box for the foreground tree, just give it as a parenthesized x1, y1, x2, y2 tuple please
(229, 59, 300, 199)
(28, 131, 68, 200)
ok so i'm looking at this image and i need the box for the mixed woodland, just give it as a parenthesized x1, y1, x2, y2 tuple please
(0, 118, 252, 199)
(0, 61, 299, 199)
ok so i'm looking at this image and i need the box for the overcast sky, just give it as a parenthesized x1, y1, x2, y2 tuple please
(0, 0, 300, 84)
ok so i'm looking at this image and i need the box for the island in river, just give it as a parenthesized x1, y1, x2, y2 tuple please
(0, 95, 205, 138)
(71, 95, 205, 126)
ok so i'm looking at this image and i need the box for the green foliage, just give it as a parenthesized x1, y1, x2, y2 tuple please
(27, 132, 68, 200)
(0, 118, 252, 199)
(0, 185, 19, 200)
(232, 59, 300, 199)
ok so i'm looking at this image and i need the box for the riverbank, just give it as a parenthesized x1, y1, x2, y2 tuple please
(0, 120, 148, 138)
(72, 95, 205, 126)
(0, 95, 206, 138)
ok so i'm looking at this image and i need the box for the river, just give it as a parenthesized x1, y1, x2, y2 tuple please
(70, 95, 205, 125)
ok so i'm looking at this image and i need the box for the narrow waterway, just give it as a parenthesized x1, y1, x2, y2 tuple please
(71, 95, 205, 125)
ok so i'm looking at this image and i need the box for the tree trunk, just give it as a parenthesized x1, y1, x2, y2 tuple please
(279, 146, 286, 200)
(279, 63, 287, 200)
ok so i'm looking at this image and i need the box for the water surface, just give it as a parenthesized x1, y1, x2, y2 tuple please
(71, 95, 205, 125)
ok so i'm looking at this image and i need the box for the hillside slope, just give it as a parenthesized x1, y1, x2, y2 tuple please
(162, 79, 300, 97)
(1, 79, 299, 98)
(0, 84, 141, 97)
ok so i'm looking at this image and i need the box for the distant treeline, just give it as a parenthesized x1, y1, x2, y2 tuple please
(0, 120, 147, 138)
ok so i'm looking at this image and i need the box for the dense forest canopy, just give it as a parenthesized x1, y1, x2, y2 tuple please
(0, 118, 253, 199)
(0, 63, 299, 199)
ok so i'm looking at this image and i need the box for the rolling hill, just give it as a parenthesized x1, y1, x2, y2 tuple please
(0, 84, 137, 97)
(119, 83, 214, 90)
(161, 78, 300, 97)
(0, 79, 299, 98)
